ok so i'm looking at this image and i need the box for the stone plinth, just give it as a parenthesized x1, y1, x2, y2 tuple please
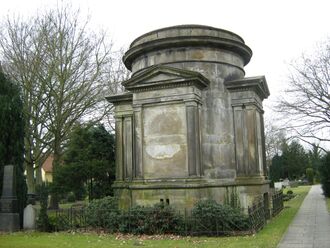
(0, 165, 20, 232)
(107, 25, 271, 212)
(0, 213, 20, 232)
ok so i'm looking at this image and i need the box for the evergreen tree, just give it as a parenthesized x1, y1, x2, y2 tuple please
(282, 141, 308, 179)
(305, 168, 314, 185)
(269, 140, 308, 181)
(52, 124, 115, 201)
(308, 144, 323, 181)
(319, 152, 330, 197)
(270, 154, 283, 181)
(308, 144, 322, 168)
(0, 69, 26, 227)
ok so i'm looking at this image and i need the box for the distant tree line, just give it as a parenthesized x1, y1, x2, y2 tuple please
(266, 123, 330, 196)
(269, 141, 318, 182)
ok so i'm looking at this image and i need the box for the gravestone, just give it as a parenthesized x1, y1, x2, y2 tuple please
(23, 204, 36, 230)
(0, 165, 20, 232)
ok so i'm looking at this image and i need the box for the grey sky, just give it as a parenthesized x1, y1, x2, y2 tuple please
(1, 0, 330, 118)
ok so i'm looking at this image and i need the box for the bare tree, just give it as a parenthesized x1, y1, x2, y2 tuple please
(264, 120, 287, 162)
(277, 38, 330, 147)
(0, 6, 121, 199)
(39, 7, 113, 168)
(0, 16, 52, 195)
(103, 48, 130, 130)
(106, 48, 129, 95)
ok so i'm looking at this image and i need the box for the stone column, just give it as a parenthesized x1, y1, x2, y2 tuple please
(185, 101, 202, 176)
(133, 105, 143, 178)
(123, 115, 133, 180)
(233, 105, 263, 176)
(255, 110, 264, 175)
(106, 93, 134, 181)
(225, 76, 270, 179)
(115, 117, 124, 180)
(260, 113, 267, 177)
(233, 105, 247, 176)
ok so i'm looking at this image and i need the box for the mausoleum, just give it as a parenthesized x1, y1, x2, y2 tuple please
(107, 25, 271, 212)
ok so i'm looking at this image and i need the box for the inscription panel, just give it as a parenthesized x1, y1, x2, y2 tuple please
(0, 199, 17, 213)
(142, 103, 188, 178)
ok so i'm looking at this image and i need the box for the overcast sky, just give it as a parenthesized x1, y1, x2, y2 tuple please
(1, 0, 330, 118)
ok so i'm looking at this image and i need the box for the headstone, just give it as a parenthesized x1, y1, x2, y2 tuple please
(23, 204, 36, 230)
(274, 182, 283, 190)
(0, 165, 20, 232)
(283, 178, 290, 187)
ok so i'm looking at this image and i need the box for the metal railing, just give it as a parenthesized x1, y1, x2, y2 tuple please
(272, 190, 284, 217)
(54, 208, 86, 231)
(47, 198, 283, 235)
(248, 201, 266, 232)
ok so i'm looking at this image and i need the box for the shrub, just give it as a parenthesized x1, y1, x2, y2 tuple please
(145, 204, 184, 234)
(320, 153, 330, 197)
(83, 197, 251, 235)
(66, 192, 76, 203)
(191, 200, 250, 234)
(119, 205, 148, 234)
(47, 214, 64, 231)
(283, 190, 296, 201)
(85, 196, 120, 232)
(36, 184, 52, 232)
(119, 203, 184, 235)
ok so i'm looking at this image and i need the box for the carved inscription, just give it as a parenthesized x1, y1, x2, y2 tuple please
(0, 199, 15, 213)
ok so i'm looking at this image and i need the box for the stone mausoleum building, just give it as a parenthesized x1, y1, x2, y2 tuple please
(107, 25, 271, 212)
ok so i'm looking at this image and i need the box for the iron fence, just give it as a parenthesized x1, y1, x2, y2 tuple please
(47, 198, 283, 235)
(53, 208, 86, 231)
(272, 190, 284, 217)
(32, 187, 285, 234)
(248, 201, 266, 232)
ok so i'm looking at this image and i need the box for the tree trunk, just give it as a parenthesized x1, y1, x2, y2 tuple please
(25, 161, 35, 195)
(48, 137, 61, 209)
(35, 161, 43, 186)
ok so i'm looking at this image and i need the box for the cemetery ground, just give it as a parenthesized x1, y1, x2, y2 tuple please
(326, 197, 330, 213)
(0, 186, 311, 248)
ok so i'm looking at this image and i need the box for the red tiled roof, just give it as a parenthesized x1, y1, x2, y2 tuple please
(42, 155, 54, 173)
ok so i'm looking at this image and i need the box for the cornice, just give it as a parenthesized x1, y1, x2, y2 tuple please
(106, 92, 133, 104)
(124, 36, 252, 70)
(225, 76, 270, 100)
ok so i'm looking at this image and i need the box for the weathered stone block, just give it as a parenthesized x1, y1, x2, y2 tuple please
(0, 165, 20, 232)
(0, 213, 20, 232)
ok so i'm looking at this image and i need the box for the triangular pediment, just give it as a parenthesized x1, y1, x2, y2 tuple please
(122, 65, 209, 91)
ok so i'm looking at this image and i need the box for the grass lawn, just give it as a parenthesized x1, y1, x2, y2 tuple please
(326, 197, 330, 213)
(0, 186, 311, 248)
